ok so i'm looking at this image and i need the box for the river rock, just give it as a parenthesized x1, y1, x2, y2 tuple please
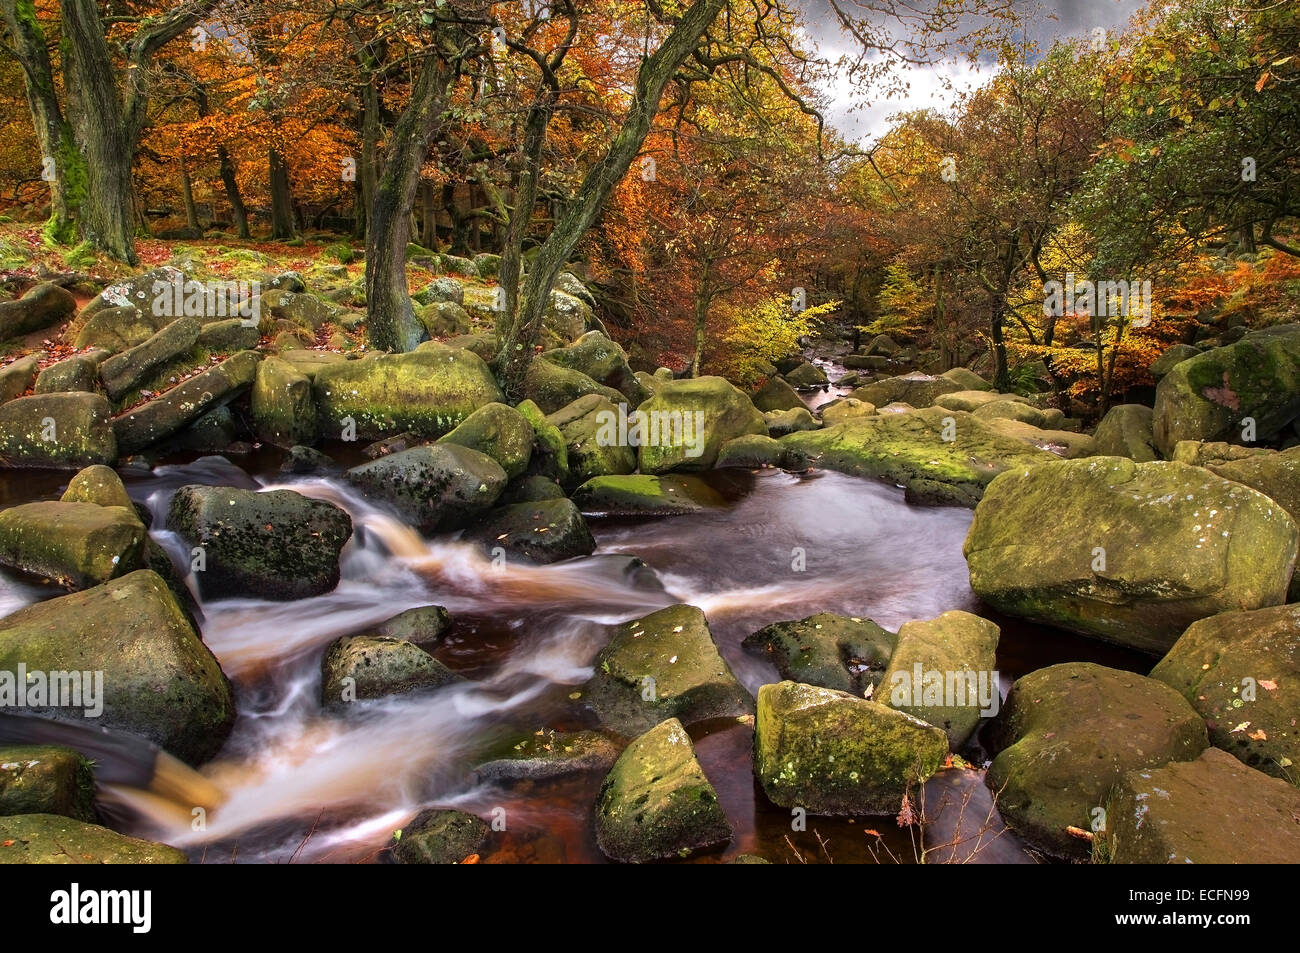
(880, 610, 1000, 748)
(1153, 324, 1300, 455)
(1093, 404, 1158, 462)
(167, 485, 352, 600)
(198, 317, 261, 352)
(523, 356, 624, 415)
(314, 344, 503, 440)
(972, 399, 1046, 427)
(0, 745, 95, 821)
(113, 350, 260, 454)
(321, 634, 461, 709)
(437, 402, 533, 481)
(1149, 342, 1201, 379)
(751, 375, 804, 413)
(764, 407, 818, 436)
(714, 434, 812, 470)
(964, 457, 1298, 653)
(0, 813, 186, 864)
(546, 395, 635, 488)
(979, 417, 1097, 458)
(0, 283, 76, 339)
(636, 376, 767, 473)
(784, 361, 828, 390)
(0, 501, 145, 589)
(852, 372, 962, 409)
(932, 390, 1015, 413)
(514, 398, 568, 483)
(783, 406, 1054, 503)
(595, 718, 731, 863)
(474, 729, 619, 784)
(391, 808, 488, 864)
(34, 355, 98, 395)
(543, 331, 646, 406)
(986, 662, 1207, 859)
(744, 613, 894, 696)
(753, 680, 949, 815)
(1102, 748, 1300, 864)
(939, 367, 990, 390)
(0, 355, 39, 404)
(251, 355, 317, 448)
(0, 570, 235, 763)
(820, 398, 875, 426)
(462, 498, 595, 564)
(345, 443, 507, 532)
(1150, 603, 1300, 781)
(100, 318, 201, 401)
(0, 393, 116, 469)
(60, 465, 132, 508)
(374, 605, 452, 645)
(571, 474, 725, 515)
(581, 604, 752, 736)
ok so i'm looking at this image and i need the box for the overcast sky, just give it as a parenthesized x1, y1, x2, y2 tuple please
(797, 0, 1148, 144)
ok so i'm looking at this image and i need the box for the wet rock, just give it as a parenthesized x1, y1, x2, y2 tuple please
(0, 813, 186, 864)
(754, 680, 948, 815)
(751, 375, 804, 413)
(986, 662, 1207, 860)
(167, 485, 353, 600)
(321, 634, 461, 709)
(965, 457, 1298, 653)
(0, 501, 145, 589)
(437, 402, 534, 481)
(595, 718, 731, 863)
(0, 393, 116, 468)
(764, 407, 818, 437)
(581, 604, 753, 736)
(0, 570, 235, 764)
(714, 434, 812, 470)
(280, 445, 336, 475)
(523, 356, 624, 415)
(744, 613, 894, 696)
(374, 605, 452, 645)
(636, 377, 767, 473)
(462, 498, 595, 564)
(251, 356, 317, 449)
(474, 729, 619, 784)
(502, 474, 566, 504)
(113, 350, 260, 454)
(784, 362, 829, 390)
(1093, 404, 1158, 462)
(345, 443, 507, 533)
(0, 746, 95, 821)
(571, 474, 725, 516)
(546, 395, 635, 488)
(59, 465, 132, 508)
(391, 808, 487, 864)
(514, 398, 568, 484)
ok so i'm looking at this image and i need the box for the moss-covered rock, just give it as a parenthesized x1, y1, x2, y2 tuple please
(543, 331, 645, 406)
(345, 443, 507, 532)
(0, 813, 187, 864)
(34, 355, 99, 395)
(0, 393, 116, 468)
(391, 808, 487, 864)
(72, 305, 171, 353)
(764, 407, 818, 437)
(60, 465, 132, 508)
(418, 300, 471, 338)
(461, 498, 595, 564)
(321, 634, 461, 709)
(852, 372, 963, 409)
(1153, 324, 1300, 455)
(474, 729, 619, 785)
(636, 377, 767, 473)
(743, 613, 894, 696)
(0, 502, 145, 589)
(570, 474, 725, 516)
(0, 570, 235, 764)
(264, 290, 341, 330)
(167, 485, 352, 601)
(581, 604, 753, 736)
(0, 746, 95, 821)
(783, 362, 828, 390)
(979, 417, 1097, 459)
(413, 277, 465, 307)
(436, 402, 533, 481)
(523, 356, 625, 415)
(251, 355, 317, 448)
(595, 718, 731, 863)
(0, 282, 76, 339)
(314, 344, 503, 440)
(751, 375, 805, 413)
(546, 395, 635, 488)
(1101, 748, 1300, 863)
(113, 350, 260, 454)
(965, 457, 1298, 653)
(938, 367, 990, 391)
(986, 662, 1208, 859)
(100, 318, 201, 401)
(514, 398, 568, 483)
(1149, 342, 1201, 379)
(374, 605, 452, 644)
(0, 355, 40, 404)
(197, 317, 261, 352)
(1092, 404, 1158, 462)
(714, 434, 812, 470)
(880, 610, 1000, 748)
(754, 680, 948, 815)
(820, 398, 875, 426)
(1150, 603, 1300, 783)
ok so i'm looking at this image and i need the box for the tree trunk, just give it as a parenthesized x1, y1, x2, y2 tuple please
(421, 180, 437, 248)
(269, 148, 297, 239)
(990, 305, 1010, 391)
(1240, 222, 1257, 254)
(180, 160, 200, 230)
(364, 54, 454, 353)
(355, 78, 380, 241)
(495, 0, 728, 395)
(217, 145, 250, 239)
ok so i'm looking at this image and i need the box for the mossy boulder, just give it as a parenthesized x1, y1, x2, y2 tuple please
(523, 357, 624, 415)
(546, 395, 635, 488)
(1152, 324, 1300, 455)
(264, 290, 340, 330)
(414, 277, 465, 307)
(783, 406, 1055, 504)
(1101, 748, 1300, 863)
(60, 465, 132, 508)
(754, 680, 948, 815)
(34, 356, 99, 395)
(938, 367, 991, 390)
(570, 474, 725, 516)
(198, 317, 260, 352)
(72, 305, 171, 352)
(113, 350, 261, 454)
(595, 718, 732, 863)
(418, 300, 471, 338)
(100, 318, 201, 401)
(852, 372, 963, 409)
(986, 662, 1208, 859)
(784, 361, 829, 390)
(743, 613, 895, 696)
(474, 729, 619, 784)
(972, 399, 1047, 427)
(978, 417, 1097, 459)
(764, 407, 818, 437)
(636, 377, 767, 473)
(1200, 447, 1300, 598)
(391, 808, 488, 864)
(0, 355, 40, 405)
(1149, 343, 1201, 379)
(0, 502, 145, 589)
(751, 375, 805, 413)
(880, 610, 1000, 748)
(374, 605, 452, 645)
(714, 434, 812, 470)
(0, 814, 186, 864)
(820, 398, 875, 426)
(0, 282, 76, 339)
(0, 746, 95, 821)
(1150, 603, 1300, 783)
(964, 457, 1298, 654)
(251, 355, 318, 448)
(461, 498, 595, 564)
(0, 393, 116, 469)
(581, 604, 753, 736)
(542, 331, 645, 406)
(345, 443, 507, 533)
(514, 398, 568, 483)
(321, 634, 461, 709)
(167, 485, 352, 600)
(314, 345, 503, 440)
(0, 570, 235, 764)
(436, 402, 533, 481)
(1093, 404, 1158, 462)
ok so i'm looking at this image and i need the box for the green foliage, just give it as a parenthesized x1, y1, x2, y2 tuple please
(325, 242, 356, 264)
(862, 263, 928, 337)
(718, 296, 840, 385)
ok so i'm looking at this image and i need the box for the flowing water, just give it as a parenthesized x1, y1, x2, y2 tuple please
(0, 436, 1151, 864)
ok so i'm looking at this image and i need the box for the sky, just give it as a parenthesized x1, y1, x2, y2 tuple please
(797, 0, 1148, 144)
